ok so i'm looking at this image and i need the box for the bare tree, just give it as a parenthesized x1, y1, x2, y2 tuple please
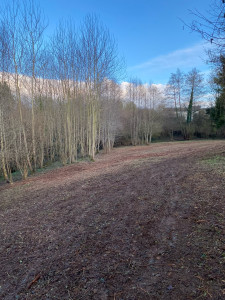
(0, 21, 12, 82)
(190, 0, 225, 52)
(21, 0, 47, 170)
(167, 69, 184, 119)
(145, 84, 163, 143)
(100, 79, 122, 152)
(0, 0, 33, 177)
(79, 15, 121, 158)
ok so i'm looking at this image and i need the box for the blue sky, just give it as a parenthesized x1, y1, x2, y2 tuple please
(39, 0, 213, 84)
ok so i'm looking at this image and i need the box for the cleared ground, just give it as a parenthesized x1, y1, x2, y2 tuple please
(0, 140, 225, 299)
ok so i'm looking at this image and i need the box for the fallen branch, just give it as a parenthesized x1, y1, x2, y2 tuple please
(27, 274, 41, 289)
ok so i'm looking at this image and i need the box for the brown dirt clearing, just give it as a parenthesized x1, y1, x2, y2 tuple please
(0, 140, 225, 299)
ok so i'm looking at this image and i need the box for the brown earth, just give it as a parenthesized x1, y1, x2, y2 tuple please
(0, 140, 225, 300)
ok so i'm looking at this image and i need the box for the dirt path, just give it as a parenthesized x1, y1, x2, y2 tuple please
(0, 140, 225, 299)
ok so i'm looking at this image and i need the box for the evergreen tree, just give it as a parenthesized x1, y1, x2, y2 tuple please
(213, 56, 225, 129)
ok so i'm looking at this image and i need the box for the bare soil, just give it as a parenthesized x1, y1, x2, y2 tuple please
(0, 140, 225, 300)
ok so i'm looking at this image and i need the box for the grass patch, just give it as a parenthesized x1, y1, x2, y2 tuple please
(0, 155, 95, 184)
(0, 161, 64, 184)
(203, 155, 225, 166)
(201, 154, 225, 175)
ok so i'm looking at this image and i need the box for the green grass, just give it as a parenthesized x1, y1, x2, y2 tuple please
(0, 161, 64, 183)
(203, 155, 225, 166)
(0, 155, 95, 184)
(201, 154, 225, 175)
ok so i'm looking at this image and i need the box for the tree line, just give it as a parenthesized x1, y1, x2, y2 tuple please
(0, 0, 224, 183)
(0, 0, 125, 182)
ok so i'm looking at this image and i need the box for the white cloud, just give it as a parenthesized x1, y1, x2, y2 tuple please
(128, 41, 212, 73)
(120, 81, 166, 96)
